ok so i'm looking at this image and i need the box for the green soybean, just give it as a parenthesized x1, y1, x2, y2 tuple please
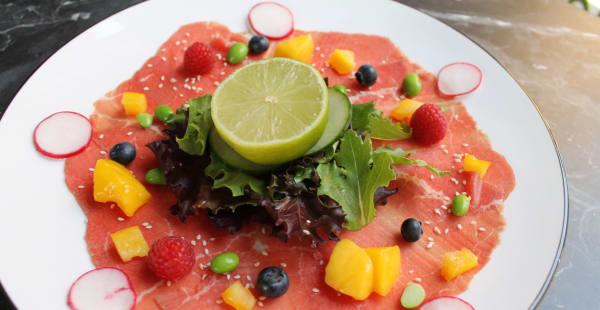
(227, 43, 249, 65)
(136, 113, 153, 128)
(332, 84, 348, 95)
(401, 282, 425, 309)
(452, 194, 470, 216)
(145, 168, 166, 185)
(210, 252, 240, 274)
(402, 73, 422, 97)
(154, 105, 174, 123)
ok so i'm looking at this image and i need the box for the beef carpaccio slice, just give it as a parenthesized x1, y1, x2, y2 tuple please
(65, 22, 515, 309)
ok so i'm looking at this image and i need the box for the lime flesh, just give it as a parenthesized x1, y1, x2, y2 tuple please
(212, 57, 328, 165)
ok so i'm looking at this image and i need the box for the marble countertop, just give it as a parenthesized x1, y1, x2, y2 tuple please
(1, 0, 598, 309)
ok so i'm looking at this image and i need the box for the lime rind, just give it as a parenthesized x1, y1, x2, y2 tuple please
(212, 57, 328, 165)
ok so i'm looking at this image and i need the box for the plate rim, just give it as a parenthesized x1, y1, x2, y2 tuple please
(0, 1, 569, 309)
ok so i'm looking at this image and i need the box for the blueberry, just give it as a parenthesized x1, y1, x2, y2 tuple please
(355, 64, 378, 87)
(109, 142, 136, 166)
(401, 218, 423, 242)
(248, 35, 269, 54)
(257, 266, 289, 298)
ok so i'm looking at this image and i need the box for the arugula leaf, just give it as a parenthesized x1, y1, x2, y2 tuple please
(351, 101, 411, 140)
(205, 152, 267, 197)
(317, 131, 396, 230)
(367, 114, 412, 140)
(374, 146, 451, 177)
(176, 95, 212, 155)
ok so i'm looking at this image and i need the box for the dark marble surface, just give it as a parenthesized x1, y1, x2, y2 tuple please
(2, 0, 600, 309)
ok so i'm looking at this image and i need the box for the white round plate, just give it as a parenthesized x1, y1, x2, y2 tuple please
(0, 0, 567, 309)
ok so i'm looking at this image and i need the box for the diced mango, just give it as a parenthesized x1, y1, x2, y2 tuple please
(390, 99, 424, 121)
(121, 92, 147, 116)
(93, 159, 151, 217)
(441, 248, 479, 281)
(463, 154, 491, 179)
(110, 226, 149, 262)
(365, 246, 402, 296)
(222, 280, 256, 310)
(325, 239, 374, 300)
(274, 35, 314, 63)
(328, 49, 355, 75)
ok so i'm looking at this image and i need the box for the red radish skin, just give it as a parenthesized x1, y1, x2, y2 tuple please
(437, 62, 482, 97)
(67, 267, 136, 310)
(34, 111, 92, 159)
(248, 2, 294, 40)
(420, 296, 475, 310)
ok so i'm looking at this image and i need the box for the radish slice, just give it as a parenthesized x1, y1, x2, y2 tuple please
(248, 2, 294, 40)
(33, 111, 92, 158)
(67, 267, 136, 310)
(437, 62, 482, 96)
(420, 296, 475, 310)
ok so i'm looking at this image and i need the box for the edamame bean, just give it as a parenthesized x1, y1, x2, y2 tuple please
(452, 194, 470, 216)
(136, 113, 153, 128)
(402, 73, 422, 97)
(154, 105, 174, 123)
(210, 252, 240, 274)
(332, 84, 348, 95)
(401, 282, 425, 309)
(227, 43, 249, 65)
(145, 168, 166, 185)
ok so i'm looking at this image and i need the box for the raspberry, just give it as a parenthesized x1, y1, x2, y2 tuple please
(410, 103, 448, 145)
(184, 42, 215, 75)
(147, 236, 195, 281)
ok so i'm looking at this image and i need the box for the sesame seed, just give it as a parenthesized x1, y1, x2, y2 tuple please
(281, 263, 287, 267)
(315, 46, 320, 51)
(99, 150, 107, 155)
(191, 240, 196, 246)
(434, 209, 442, 215)
(434, 226, 442, 234)
(202, 240, 207, 246)
(451, 178, 459, 185)
(209, 238, 215, 241)
(457, 224, 463, 230)
(445, 228, 449, 234)
(441, 205, 447, 210)
(247, 275, 252, 281)
(220, 71, 225, 75)
(302, 229, 311, 235)
(205, 248, 209, 255)
(424, 220, 432, 225)
(234, 274, 241, 279)
(216, 54, 222, 60)
(158, 83, 163, 88)
(261, 227, 266, 234)
(146, 225, 152, 229)
(185, 32, 190, 37)
(196, 234, 202, 240)
(223, 62, 228, 67)
(463, 143, 469, 147)
(216, 300, 223, 304)
(312, 288, 320, 293)
(173, 57, 177, 61)
(175, 41, 180, 45)
(77, 185, 85, 189)
(459, 169, 464, 173)
(89, 168, 95, 172)
(116, 217, 124, 222)
(172, 86, 177, 91)
(245, 283, 250, 289)
(142, 86, 149, 91)
(202, 274, 207, 280)
(254, 262, 260, 267)
(167, 281, 172, 287)
(226, 274, 231, 280)
(479, 227, 486, 232)
(161, 56, 167, 62)
(147, 63, 153, 68)
(409, 269, 414, 274)
(471, 220, 477, 225)
(170, 78, 177, 83)
(258, 301, 264, 307)
(127, 131, 133, 136)
(161, 48, 166, 52)
(261, 251, 268, 256)
(427, 237, 434, 241)
(142, 222, 149, 226)
(444, 196, 451, 201)
(179, 94, 184, 97)
(319, 260, 324, 265)
(430, 175, 434, 180)
(426, 241, 434, 248)
(99, 134, 104, 139)
(414, 277, 422, 282)
(440, 144, 446, 149)
(110, 204, 115, 209)
(214, 81, 220, 86)
(443, 149, 449, 154)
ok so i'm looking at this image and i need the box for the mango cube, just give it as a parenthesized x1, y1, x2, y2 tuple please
(390, 99, 424, 121)
(328, 49, 356, 75)
(121, 92, 147, 116)
(274, 35, 314, 63)
(365, 246, 402, 296)
(463, 154, 491, 179)
(222, 280, 256, 310)
(93, 159, 151, 217)
(325, 239, 374, 300)
(441, 248, 479, 281)
(110, 226, 149, 262)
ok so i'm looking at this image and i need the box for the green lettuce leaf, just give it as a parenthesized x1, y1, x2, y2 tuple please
(205, 152, 267, 197)
(317, 130, 396, 230)
(351, 101, 411, 140)
(374, 146, 451, 177)
(176, 95, 212, 155)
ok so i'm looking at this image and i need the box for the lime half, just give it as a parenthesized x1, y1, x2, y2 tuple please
(212, 57, 328, 165)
